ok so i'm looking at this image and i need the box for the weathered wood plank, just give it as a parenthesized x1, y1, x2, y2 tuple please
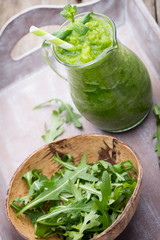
(0, 0, 92, 29)
(0, 0, 160, 30)
(142, 0, 156, 19)
(156, 0, 160, 25)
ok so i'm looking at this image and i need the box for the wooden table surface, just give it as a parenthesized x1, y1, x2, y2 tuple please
(0, 0, 160, 29)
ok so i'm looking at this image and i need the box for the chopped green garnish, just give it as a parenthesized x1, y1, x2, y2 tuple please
(11, 153, 137, 239)
(72, 22, 89, 35)
(81, 12, 94, 24)
(52, 29, 73, 40)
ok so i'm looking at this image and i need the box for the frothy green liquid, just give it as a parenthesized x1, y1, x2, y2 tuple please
(54, 16, 113, 65)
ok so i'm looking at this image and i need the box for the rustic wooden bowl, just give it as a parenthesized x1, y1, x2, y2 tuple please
(6, 134, 143, 240)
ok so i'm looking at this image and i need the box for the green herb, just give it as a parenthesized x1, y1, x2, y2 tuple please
(34, 98, 82, 143)
(152, 104, 160, 166)
(48, 6, 94, 44)
(52, 9, 94, 39)
(22, 169, 42, 189)
(59, 5, 94, 36)
(42, 110, 64, 143)
(11, 153, 137, 239)
(65, 204, 100, 240)
(56, 98, 82, 128)
(72, 12, 94, 35)
(60, 4, 77, 23)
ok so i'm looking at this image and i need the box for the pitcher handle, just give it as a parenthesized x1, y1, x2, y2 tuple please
(41, 41, 68, 81)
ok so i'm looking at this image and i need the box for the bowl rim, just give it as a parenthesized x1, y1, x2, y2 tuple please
(6, 134, 143, 240)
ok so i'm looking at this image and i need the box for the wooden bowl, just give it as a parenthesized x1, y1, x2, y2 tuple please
(6, 134, 143, 240)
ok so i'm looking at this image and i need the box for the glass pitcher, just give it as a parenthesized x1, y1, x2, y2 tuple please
(42, 12, 152, 132)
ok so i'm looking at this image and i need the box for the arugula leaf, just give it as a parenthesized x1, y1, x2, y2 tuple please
(153, 104, 160, 160)
(55, 98, 82, 128)
(33, 99, 54, 109)
(95, 160, 125, 182)
(22, 169, 42, 189)
(12, 152, 137, 239)
(28, 179, 54, 198)
(34, 98, 82, 143)
(13, 195, 30, 206)
(17, 163, 90, 216)
(25, 211, 44, 224)
(153, 104, 160, 118)
(42, 110, 64, 143)
(113, 160, 136, 174)
(10, 201, 23, 212)
(60, 4, 77, 23)
(109, 182, 137, 213)
(69, 179, 82, 201)
(101, 171, 111, 205)
(153, 125, 160, 157)
(93, 171, 111, 229)
(37, 200, 91, 224)
(79, 182, 101, 200)
(34, 222, 53, 238)
(65, 204, 100, 240)
(75, 153, 98, 182)
(10, 200, 44, 223)
(53, 153, 76, 171)
(13, 171, 54, 206)
(53, 152, 98, 182)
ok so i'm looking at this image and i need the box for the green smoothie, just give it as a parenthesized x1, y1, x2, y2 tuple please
(54, 15, 114, 65)
(50, 10, 152, 132)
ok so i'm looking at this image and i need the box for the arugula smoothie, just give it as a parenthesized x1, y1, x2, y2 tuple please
(49, 7, 152, 132)
(54, 15, 113, 65)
